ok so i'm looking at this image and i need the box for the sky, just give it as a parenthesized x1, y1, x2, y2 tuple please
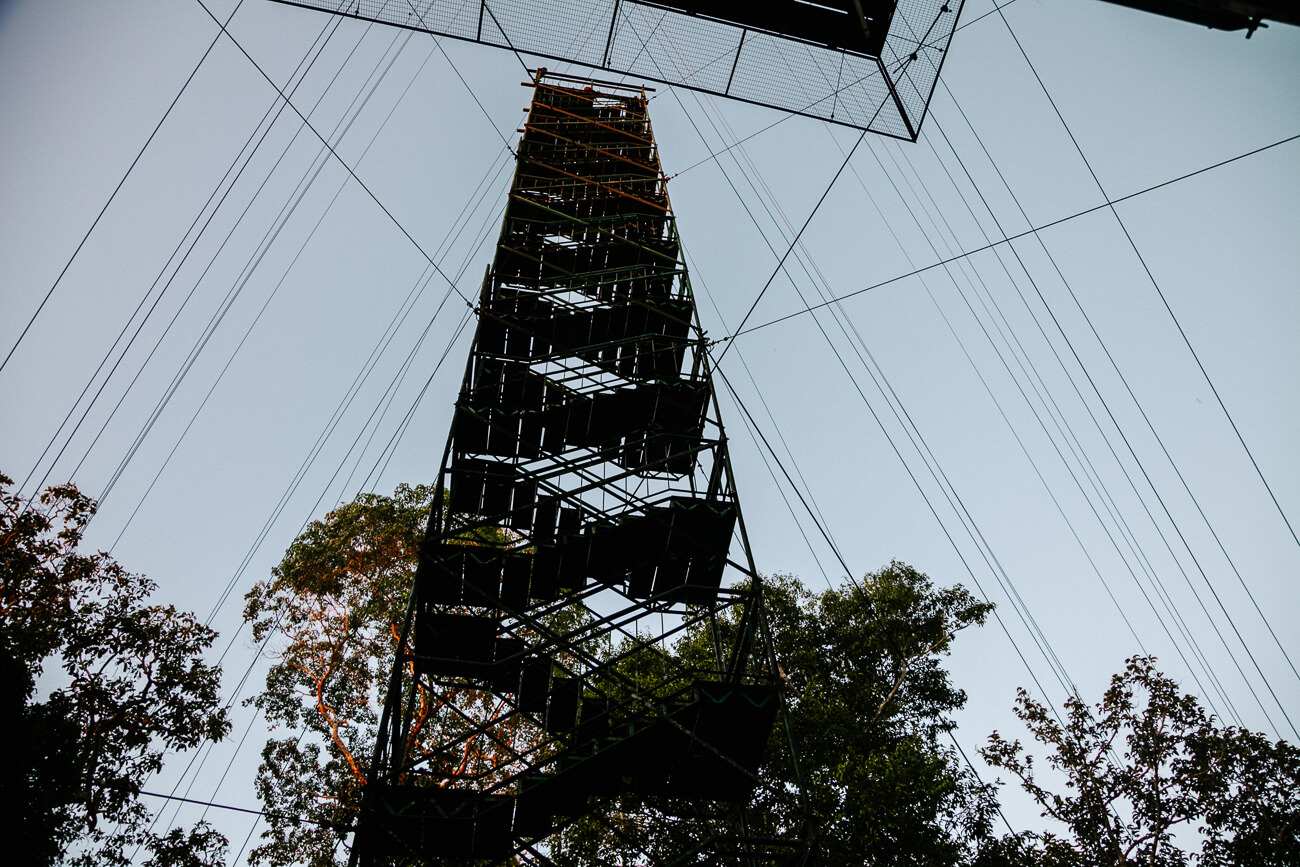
(2, 0, 1298, 859)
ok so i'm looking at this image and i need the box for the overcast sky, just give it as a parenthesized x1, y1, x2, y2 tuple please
(2, 0, 1297, 859)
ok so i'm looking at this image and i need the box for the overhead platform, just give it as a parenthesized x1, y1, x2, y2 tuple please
(270, 0, 964, 139)
(1100, 0, 1300, 35)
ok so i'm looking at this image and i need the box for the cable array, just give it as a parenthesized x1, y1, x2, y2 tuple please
(7, 0, 1296, 854)
(13, 6, 528, 854)
(639, 0, 1298, 754)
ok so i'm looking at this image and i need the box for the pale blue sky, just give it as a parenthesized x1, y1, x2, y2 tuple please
(2, 0, 1297, 857)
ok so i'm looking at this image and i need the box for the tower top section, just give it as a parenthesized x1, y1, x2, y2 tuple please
(272, 0, 962, 140)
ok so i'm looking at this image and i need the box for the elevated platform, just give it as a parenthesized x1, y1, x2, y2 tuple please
(271, 0, 964, 139)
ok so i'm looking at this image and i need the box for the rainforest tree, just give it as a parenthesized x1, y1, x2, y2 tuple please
(0, 473, 230, 867)
(243, 483, 435, 867)
(244, 483, 536, 867)
(984, 655, 1300, 866)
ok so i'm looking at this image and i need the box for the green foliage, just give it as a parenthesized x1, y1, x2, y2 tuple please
(141, 823, 231, 867)
(0, 473, 231, 867)
(553, 564, 999, 865)
(0, 639, 80, 866)
(244, 484, 536, 867)
(243, 483, 436, 867)
(246, 484, 999, 867)
(762, 565, 999, 865)
(983, 655, 1300, 866)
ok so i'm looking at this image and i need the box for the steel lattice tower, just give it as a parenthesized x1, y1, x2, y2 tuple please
(355, 72, 805, 866)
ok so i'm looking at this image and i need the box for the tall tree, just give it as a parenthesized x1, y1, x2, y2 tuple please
(552, 564, 1001, 865)
(243, 484, 534, 867)
(727, 566, 999, 865)
(983, 655, 1300, 866)
(246, 483, 999, 865)
(0, 635, 80, 866)
(243, 484, 433, 867)
(0, 473, 231, 867)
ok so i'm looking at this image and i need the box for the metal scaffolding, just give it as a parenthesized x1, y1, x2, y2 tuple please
(352, 71, 806, 865)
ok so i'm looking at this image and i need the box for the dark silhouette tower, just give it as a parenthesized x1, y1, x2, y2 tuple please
(355, 71, 803, 865)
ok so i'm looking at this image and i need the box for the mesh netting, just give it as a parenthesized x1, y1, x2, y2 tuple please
(277, 0, 963, 139)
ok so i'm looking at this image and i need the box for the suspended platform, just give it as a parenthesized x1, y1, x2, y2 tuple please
(271, 0, 964, 140)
